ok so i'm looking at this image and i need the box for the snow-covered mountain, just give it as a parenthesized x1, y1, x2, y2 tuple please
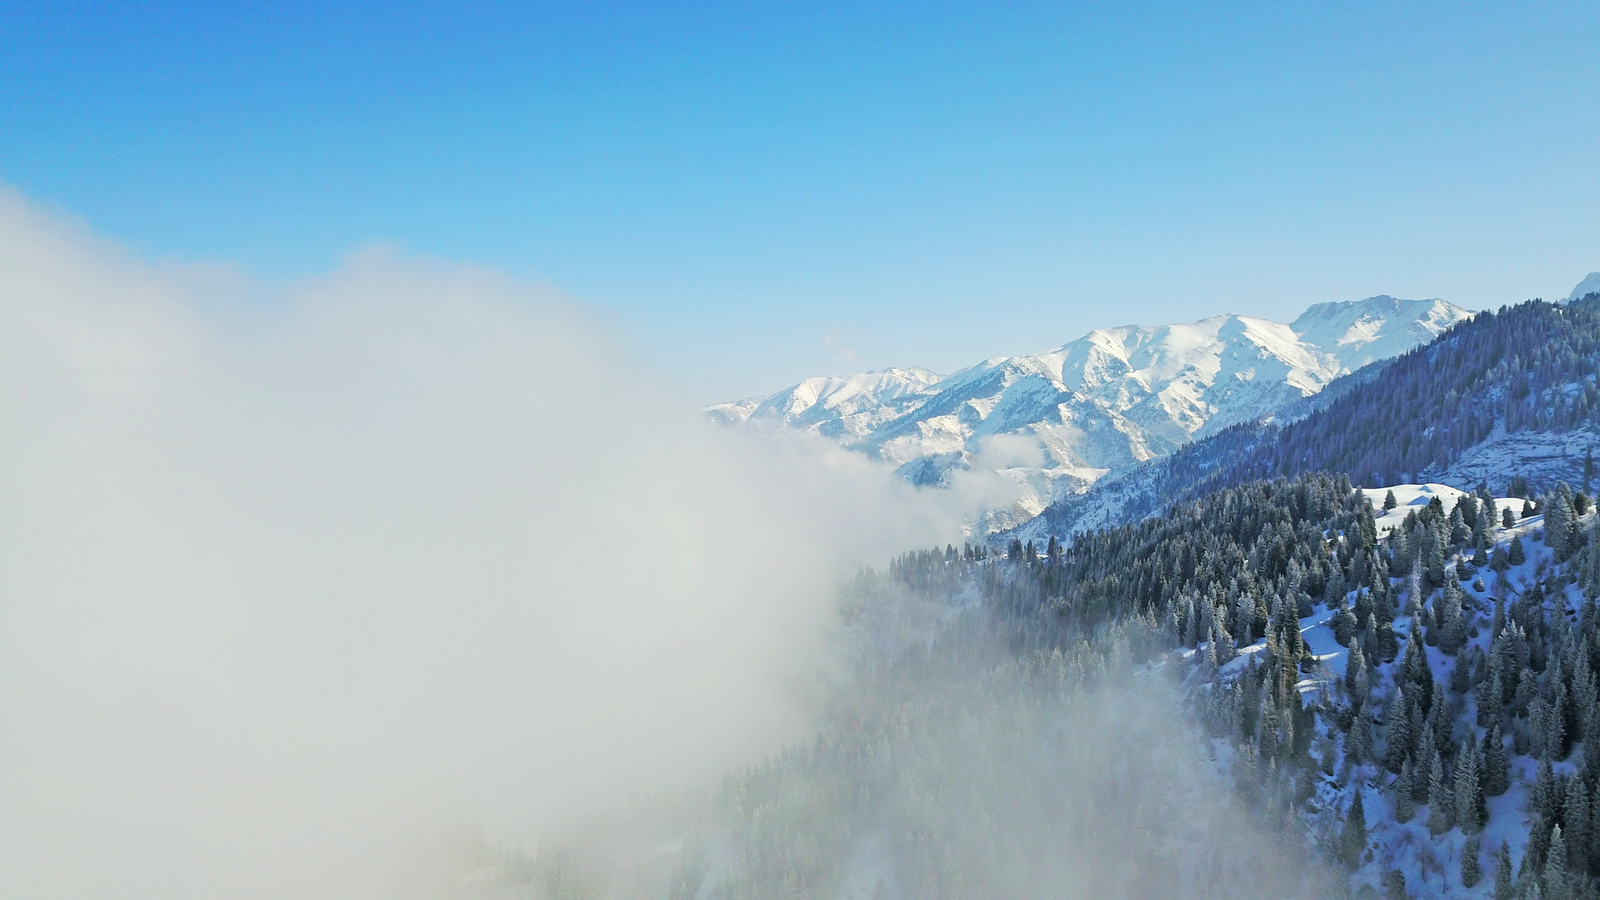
(710, 296, 1473, 522)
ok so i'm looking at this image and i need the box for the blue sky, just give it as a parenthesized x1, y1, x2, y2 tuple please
(3, 2, 1598, 399)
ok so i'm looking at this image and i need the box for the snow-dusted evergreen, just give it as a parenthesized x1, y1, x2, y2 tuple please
(709, 297, 1470, 522)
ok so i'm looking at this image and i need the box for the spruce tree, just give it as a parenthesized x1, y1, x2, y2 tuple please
(1455, 739, 1485, 832)
(1504, 508, 1517, 530)
(1494, 841, 1515, 900)
(1483, 724, 1511, 797)
(1547, 483, 1578, 561)
(1510, 535, 1527, 567)
(1440, 578, 1467, 653)
(1545, 681, 1568, 761)
(1451, 655, 1472, 693)
(1478, 670, 1504, 725)
(1385, 692, 1413, 773)
(1462, 832, 1483, 888)
(1451, 505, 1471, 546)
(1561, 775, 1588, 876)
(1385, 489, 1398, 510)
(1491, 544, 1511, 571)
(1340, 789, 1368, 868)
(1346, 641, 1368, 698)
(1544, 824, 1571, 900)
(1393, 758, 1416, 824)
(1334, 604, 1358, 647)
(1348, 703, 1374, 764)
(1427, 748, 1455, 834)
(1423, 522, 1448, 587)
(1533, 759, 1557, 824)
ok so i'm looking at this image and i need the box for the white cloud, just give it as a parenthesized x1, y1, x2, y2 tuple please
(0, 189, 964, 899)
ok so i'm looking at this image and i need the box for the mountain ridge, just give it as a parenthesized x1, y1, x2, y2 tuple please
(711, 295, 1473, 525)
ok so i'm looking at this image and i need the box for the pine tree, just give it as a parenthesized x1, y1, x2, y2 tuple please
(1510, 535, 1527, 567)
(1545, 680, 1568, 762)
(1477, 669, 1498, 722)
(1346, 641, 1368, 699)
(1423, 521, 1448, 587)
(1462, 832, 1483, 888)
(1427, 748, 1455, 834)
(1451, 504, 1471, 545)
(1334, 604, 1359, 647)
(1547, 483, 1578, 561)
(1483, 725, 1511, 797)
(1394, 758, 1416, 824)
(1492, 544, 1511, 571)
(1440, 578, 1467, 653)
(1455, 739, 1485, 832)
(1504, 508, 1517, 530)
(1385, 692, 1414, 773)
(1533, 759, 1557, 824)
(1385, 489, 1399, 510)
(1348, 703, 1374, 764)
(1451, 654, 1472, 693)
(1544, 823, 1571, 900)
(1494, 841, 1515, 900)
(1340, 789, 1368, 868)
(1561, 775, 1588, 876)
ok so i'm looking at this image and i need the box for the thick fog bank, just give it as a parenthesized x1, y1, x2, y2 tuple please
(0, 191, 964, 899)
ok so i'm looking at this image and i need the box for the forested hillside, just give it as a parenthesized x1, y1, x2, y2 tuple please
(481, 471, 1600, 898)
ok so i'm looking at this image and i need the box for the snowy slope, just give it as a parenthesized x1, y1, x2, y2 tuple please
(713, 297, 1471, 527)
(705, 367, 941, 442)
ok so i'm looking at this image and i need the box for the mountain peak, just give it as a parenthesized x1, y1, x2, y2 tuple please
(1568, 272, 1600, 302)
(1290, 296, 1471, 372)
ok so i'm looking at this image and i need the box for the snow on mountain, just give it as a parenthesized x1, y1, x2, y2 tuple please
(706, 367, 941, 442)
(712, 296, 1473, 523)
(1568, 272, 1600, 302)
(1291, 295, 1473, 373)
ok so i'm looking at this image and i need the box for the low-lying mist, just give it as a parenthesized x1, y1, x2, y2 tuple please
(0, 191, 967, 899)
(517, 570, 1346, 900)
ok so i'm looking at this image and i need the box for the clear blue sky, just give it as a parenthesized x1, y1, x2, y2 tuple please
(3, 2, 1598, 399)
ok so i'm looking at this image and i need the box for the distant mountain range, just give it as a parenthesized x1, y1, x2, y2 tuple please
(710, 295, 1473, 526)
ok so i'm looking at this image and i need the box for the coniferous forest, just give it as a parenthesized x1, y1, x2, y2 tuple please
(473, 467, 1600, 898)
